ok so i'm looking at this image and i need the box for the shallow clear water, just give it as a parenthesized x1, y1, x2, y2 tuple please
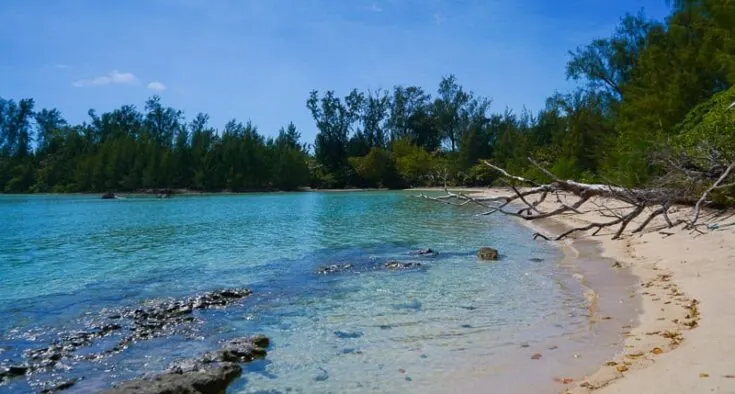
(0, 192, 596, 393)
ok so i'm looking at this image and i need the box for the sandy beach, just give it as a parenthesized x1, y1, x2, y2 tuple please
(464, 187, 735, 393)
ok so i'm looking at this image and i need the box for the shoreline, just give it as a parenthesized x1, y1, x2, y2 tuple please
(466, 187, 735, 393)
(518, 208, 642, 392)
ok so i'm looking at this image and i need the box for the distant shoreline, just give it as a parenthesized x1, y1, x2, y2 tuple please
(0, 187, 403, 197)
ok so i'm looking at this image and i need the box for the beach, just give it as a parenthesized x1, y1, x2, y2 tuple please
(469, 188, 735, 393)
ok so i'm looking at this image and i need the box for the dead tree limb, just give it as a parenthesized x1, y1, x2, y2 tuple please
(687, 159, 735, 229)
(419, 155, 733, 240)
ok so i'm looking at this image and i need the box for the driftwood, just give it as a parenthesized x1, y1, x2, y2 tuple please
(419, 156, 735, 241)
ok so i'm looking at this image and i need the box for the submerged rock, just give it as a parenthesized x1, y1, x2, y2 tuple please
(101, 192, 116, 200)
(1, 288, 254, 387)
(529, 257, 544, 262)
(104, 335, 269, 394)
(104, 363, 241, 394)
(317, 263, 353, 275)
(384, 261, 422, 270)
(314, 367, 329, 382)
(478, 247, 498, 261)
(412, 248, 438, 257)
(40, 379, 78, 393)
(334, 331, 363, 339)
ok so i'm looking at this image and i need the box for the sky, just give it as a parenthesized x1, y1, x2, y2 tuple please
(1, 0, 672, 142)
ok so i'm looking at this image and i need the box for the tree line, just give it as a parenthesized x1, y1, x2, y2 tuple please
(1, 0, 734, 197)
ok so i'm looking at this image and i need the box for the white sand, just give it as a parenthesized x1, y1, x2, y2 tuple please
(466, 188, 735, 393)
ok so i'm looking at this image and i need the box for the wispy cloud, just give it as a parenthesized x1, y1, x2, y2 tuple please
(73, 70, 139, 87)
(55, 64, 70, 69)
(147, 81, 167, 91)
(370, 3, 383, 13)
(433, 13, 445, 25)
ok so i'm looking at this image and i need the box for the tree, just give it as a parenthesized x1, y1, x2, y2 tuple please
(434, 75, 471, 151)
(307, 90, 362, 187)
(567, 11, 661, 103)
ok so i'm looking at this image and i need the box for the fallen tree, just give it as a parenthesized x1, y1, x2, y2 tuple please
(419, 156, 735, 241)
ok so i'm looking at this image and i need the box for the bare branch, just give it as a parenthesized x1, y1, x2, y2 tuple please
(482, 160, 539, 186)
(688, 159, 735, 228)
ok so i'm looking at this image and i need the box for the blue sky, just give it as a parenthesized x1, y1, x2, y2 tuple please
(1, 0, 671, 142)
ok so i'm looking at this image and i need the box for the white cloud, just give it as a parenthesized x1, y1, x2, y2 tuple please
(73, 70, 139, 87)
(147, 81, 167, 91)
(370, 3, 382, 12)
(433, 13, 445, 25)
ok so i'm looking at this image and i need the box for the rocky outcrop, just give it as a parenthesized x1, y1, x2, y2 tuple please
(104, 363, 241, 394)
(478, 247, 498, 261)
(317, 263, 353, 274)
(412, 248, 438, 257)
(103, 335, 269, 394)
(318, 259, 426, 274)
(0, 288, 253, 387)
(384, 261, 422, 270)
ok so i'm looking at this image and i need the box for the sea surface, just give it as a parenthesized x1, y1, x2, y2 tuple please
(0, 192, 622, 393)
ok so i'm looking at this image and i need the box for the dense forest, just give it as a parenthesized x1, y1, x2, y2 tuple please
(1, 1, 734, 195)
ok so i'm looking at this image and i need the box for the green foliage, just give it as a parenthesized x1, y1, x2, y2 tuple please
(348, 147, 402, 189)
(675, 86, 735, 159)
(391, 139, 441, 186)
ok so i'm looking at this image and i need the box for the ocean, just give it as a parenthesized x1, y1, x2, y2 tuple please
(0, 192, 629, 393)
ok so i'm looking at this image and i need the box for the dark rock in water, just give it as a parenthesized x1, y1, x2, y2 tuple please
(378, 324, 392, 330)
(6, 365, 28, 377)
(530, 257, 544, 262)
(2, 288, 254, 387)
(459, 305, 477, 311)
(103, 363, 242, 394)
(478, 247, 498, 261)
(460, 324, 472, 328)
(317, 263, 353, 274)
(412, 248, 438, 257)
(334, 331, 363, 339)
(105, 335, 269, 394)
(40, 379, 77, 393)
(214, 336, 268, 363)
(384, 261, 422, 270)
(0, 364, 29, 382)
(314, 367, 329, 382)
(101, 192, 116, 199)
(392, 299, 422, 311)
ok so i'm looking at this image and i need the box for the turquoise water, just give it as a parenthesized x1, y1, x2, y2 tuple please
(0, 192, 594, 393)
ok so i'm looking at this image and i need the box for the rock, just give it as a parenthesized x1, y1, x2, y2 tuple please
(5, 287, 254, 385)
(384, 261, 422, 270)
(334, 331, 363, 339)
(478, 247, 498, 261)
(0, 364, 29, 382)
(103, 363, 242, 394)
(314, 367, 329, 382)
(40, 379, 77, 393)
(104, 335, 269, 394)
(413, 248, 438, 257)
(214, 337, 268, 362)
(101, 192, 116, 200)
(6, 365, 28, 376)
(317, 263, 353, 274)
(529, 257, 544, 262)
